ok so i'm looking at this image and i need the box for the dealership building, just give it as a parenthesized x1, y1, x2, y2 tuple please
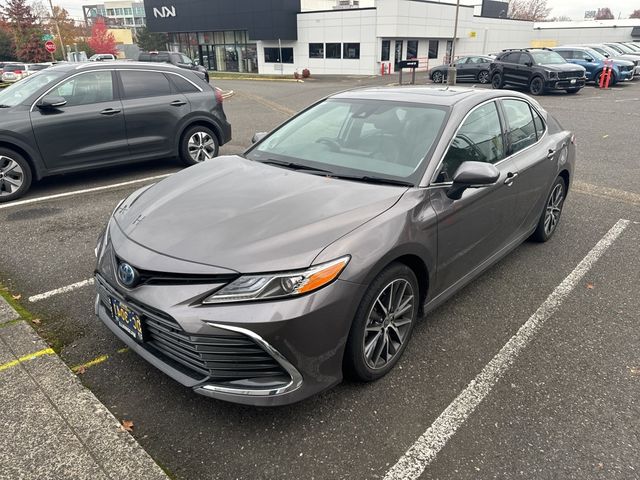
(142, 0, 640, 75)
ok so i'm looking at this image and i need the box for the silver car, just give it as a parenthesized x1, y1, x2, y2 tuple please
(95, 87, 575, 406)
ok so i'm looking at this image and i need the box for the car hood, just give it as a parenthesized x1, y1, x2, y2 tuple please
(611, 58, 634, 67)
(114, 156, 407, 273)
(542, 63, 586, 72)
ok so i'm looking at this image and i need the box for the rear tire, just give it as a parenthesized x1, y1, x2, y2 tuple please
(344, 263, 419, 382)
(431, 71, 444, 83)
(530, 176, 566, 242)
(179, 125, 219, 166)
(0, 148, 32, 203)
(477, 70, 490, 84)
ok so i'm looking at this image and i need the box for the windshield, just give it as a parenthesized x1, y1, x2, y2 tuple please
(531, 51, 566, 65)
(246, 98, 448, 184)
(605, 44, 625, 54)
(0, 70, 66, 107)
(625, 43, 640, 52)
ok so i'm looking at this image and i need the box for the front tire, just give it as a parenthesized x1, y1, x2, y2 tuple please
(491, 73, 503, 89)
(0, 148, 32, 203)
(344, 263, 419, 381)
(529, 76, 545, 96)
(179, 125, 219, 166)
(530, 176, 566, 242)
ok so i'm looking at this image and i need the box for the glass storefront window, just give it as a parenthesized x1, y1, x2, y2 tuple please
(171, 30, 257, 73)
(224, 31, 235, 44)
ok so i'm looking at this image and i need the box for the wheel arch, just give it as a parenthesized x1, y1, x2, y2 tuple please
(559, 168, 570, 195)
(177, 118, 223, 154)
(0, 140, 43, 180)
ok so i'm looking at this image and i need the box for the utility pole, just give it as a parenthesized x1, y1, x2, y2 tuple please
(447, 0, 461, 85)
(47, 0, 66, 61)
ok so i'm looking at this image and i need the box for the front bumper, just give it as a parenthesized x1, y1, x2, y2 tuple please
(544, 78, 586, 90)
(94, 244, 364, 406)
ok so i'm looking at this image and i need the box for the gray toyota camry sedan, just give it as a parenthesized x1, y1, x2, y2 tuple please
(94, 87, 575, 406)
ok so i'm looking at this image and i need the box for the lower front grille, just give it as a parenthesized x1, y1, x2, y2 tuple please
(144, 316, 290, 382)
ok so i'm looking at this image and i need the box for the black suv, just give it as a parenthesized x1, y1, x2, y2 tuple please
(138, 51, 209, 83)
(0, 62, 231, 202)
(490, 48, 586, 95)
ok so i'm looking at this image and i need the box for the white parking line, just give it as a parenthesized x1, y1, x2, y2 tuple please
(0, 174, 172, 210)
(383, 218, 631, 480)
(28, 279, 95, 303)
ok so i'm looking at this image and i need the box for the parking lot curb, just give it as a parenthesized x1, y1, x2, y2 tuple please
(0, 295, 169, 480)
(0, 295, 19, 325)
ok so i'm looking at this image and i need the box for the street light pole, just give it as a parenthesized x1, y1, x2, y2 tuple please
(47, 0, 66, 61)
(447, 0, 461, 85)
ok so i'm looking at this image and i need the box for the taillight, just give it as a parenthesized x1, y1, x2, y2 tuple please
(214, 87, 223, 104)
(13, 70, 22, 74)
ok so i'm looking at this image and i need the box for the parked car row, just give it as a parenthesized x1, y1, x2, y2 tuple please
(429, 42, 640, 96)
(0, 62, 51, 83)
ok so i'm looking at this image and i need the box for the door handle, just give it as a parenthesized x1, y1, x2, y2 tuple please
(504, 172, 518, 186)
(100, 108, 121, 115)
(170, 100, 187, 107)
(547, 149, 556, 159)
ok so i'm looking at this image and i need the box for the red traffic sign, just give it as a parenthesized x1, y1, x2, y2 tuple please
(45, 40, 56, 53)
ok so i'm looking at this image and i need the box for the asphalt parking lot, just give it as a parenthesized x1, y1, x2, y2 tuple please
(1, 75, 639, 479)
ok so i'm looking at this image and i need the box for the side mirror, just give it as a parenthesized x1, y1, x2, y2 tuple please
(446, 161, 500, 200)
(36, 96, 67, 109)
(525, 62, 533, 67)
(585, 57, 593, 62)
(251, 132, 268, 144)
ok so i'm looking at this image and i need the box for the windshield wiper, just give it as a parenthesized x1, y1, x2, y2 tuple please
(260, 159, 333, 175)
(0, 104, 12, 108)
(331, 175, 414, 187)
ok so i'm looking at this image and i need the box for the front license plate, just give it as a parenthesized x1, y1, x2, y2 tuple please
(109, 297, 144, 342)
(570, 79, 576, 84)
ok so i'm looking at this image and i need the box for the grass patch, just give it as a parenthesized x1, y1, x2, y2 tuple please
(0, 287, 35, 321)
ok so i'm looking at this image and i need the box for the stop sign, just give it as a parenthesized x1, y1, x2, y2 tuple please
(44, 40, 56, 53)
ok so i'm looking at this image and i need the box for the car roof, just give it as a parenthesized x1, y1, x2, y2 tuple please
(331, 86, 531, 107)
(46, 61, 187, 73)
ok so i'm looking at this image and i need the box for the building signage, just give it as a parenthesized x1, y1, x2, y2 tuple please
(143, 0, 300, 41)
(153, 6, 176, 18)
(398, 60, 419, 69)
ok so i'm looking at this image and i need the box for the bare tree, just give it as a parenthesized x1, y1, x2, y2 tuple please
(629, 9, 640, 18)
(508, 0, 551, 21)
(594, 7, 614, 19)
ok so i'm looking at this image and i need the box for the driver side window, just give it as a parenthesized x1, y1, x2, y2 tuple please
(437, 102, 504, 183)
(49, 71, 114, 107)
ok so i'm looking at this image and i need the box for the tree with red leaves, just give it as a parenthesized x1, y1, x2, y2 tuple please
(88, 18, 117, 55)
(595, 7, 614, 20)
(17, 32, 51, 63)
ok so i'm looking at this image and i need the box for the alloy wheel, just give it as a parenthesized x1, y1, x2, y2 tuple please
(363, 279, 415, 370)
(544, 183, 564, 236)
(530, 77, 544, 95)
(187, 131, 216, 162)
(478, 71, 489, 84)
(0, 156, 24, 197)
(432, 71, 444, 83)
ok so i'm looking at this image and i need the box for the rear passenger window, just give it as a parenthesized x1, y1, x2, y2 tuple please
(437, 101, 504, 182)
(502, 99, 538, 155)
(169, 74, 199, 93)
(120, 71, 171, 99)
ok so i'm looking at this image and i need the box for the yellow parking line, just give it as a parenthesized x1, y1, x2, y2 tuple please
(72, 354, 109, 373)
(0, 347, 55, 372)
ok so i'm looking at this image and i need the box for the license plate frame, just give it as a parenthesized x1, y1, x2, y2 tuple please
(109, 297, 144, 342)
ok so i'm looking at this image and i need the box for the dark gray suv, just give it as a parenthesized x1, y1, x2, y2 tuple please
(0, 62, 231, 202)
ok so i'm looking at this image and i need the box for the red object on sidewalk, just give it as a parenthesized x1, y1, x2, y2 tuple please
(599, 60, 612, 89)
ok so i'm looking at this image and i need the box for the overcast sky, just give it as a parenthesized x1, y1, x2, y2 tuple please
(48, 0, 640, 23)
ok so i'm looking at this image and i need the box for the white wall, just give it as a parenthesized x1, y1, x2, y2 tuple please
(455, 17, 534, 56)
(529, 26, 638, 45)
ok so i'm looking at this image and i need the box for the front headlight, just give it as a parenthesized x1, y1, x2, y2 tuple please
(548, 71, 558, 79)
(202, 256, 350, 304)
